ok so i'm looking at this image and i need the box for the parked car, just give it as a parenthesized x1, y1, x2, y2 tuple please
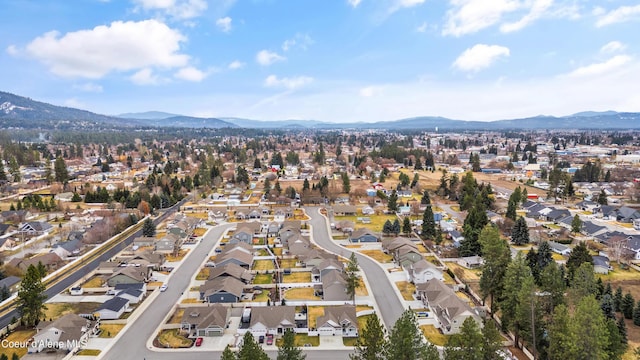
(259, 335, 265, 344)
(266, 334, 274, 345)
(159, 284, 168, 292)
(69, 287, 83, 296)
(195, 337, 203, 347)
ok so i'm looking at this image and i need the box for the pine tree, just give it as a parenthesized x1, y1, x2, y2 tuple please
(506, 198, 517, 221)
(479, 225, 510, 316)
(0, 159, 7, 181)
(482, 320, 504, 360)
(548, 304, 579, 359)
(142, 218, 156, 237)
(572, 295, 610, 360)
(277, 329, 306, 360)
(634, 301, 640, 326)
(460, 197, 488, 257)
(384, 310, 439, 360)
(342, 172, 351, 193)
(402, 217, 412, 235)
(566, 242, 593, 279)
(601, 294, 617, 320)
(383, 220, 393, 236)
(421, 205, 436, 240)
(387, 190, 398, 212)
(618, 316, 628, 346)
(16, 264, 47, 327)
(615, 286, 624, 312)
(391, 219, 401, 236)
(571, 214, 583, 234)
(350, 313, 386, 360)
(237, 332, 269, 360)
(54, 156, 69, 183)
(622, 293, 635, 319)
(511, 216, 529, 245)
(345, 253, 361, 304)
(221, 346, 235, 360)
(598, 189, 608, 205)
(444, 317, 483, 360)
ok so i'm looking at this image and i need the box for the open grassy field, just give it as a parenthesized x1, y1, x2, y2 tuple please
(99, 323, 125, 338)
(157, 329, 193, 348)
(253, 273, 273, 284)
(283, 272, 312, 283)
(359, 249, 393, 263)
(252, 259, 275, 270)
(284, 288, 320, 300)
(420, 325, 450, 346)
(0, 329, 36, 358)
(395, 281, 416, 301)
(599, 263, 640, 282)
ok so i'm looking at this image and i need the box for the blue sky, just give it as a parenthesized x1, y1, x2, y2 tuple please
(1, 0, 640, 122)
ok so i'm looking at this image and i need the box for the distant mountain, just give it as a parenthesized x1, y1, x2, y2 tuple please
(2, 90, 640, 130)
(117, 111, 180, 120)
(133, 116, 237, 128)
(0, 91, 133, 129)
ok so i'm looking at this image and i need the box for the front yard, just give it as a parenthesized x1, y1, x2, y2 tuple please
(359, 249, 393, 263)
(1, 329, 36, 357)
(395, 281, 416, 301)
(420, 325, 450, 346)
(166, 249, 189, 262)
(156, 329, 193, 348)
(99, 323, 125, 338)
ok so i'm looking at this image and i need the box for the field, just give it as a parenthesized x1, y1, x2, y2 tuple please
(359, 249, 393, 263)
(420, 325, 450, 346)
(599, 263, 640, 282)
(446, 262, 480, 282)
(334, 214, 398, 232)
(283, 272, 311, 283)
(280, 258, 299, 268)
(284, 288, 320, 300)
(395, 281, 416, 301)
(44, 302, 101, 319)
(252, 259, 275, 271)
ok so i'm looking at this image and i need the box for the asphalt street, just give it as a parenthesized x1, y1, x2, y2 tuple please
(307, 207, 404, 330)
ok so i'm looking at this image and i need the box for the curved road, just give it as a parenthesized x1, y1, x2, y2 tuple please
(307, 207, 404, 330)
(101, 221, 352, 360)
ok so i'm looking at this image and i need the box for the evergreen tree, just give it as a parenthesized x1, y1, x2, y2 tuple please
(0, 355, 7, 360)
(302, 178, 310, 192)
(548, 304, 579, 359)
(634, 300, 640, 326)
(571, 214, 583, 234)
(384, 310, 439, 360)
(460, 197, 488, 257)
(500, 254, 530, 344)
(420, 190, 431, 205)
(391, 219, 401, 236)
(142, 217, 156, 237)
(511, 216, 529, 245)
(0, 158, 7, 181)
(421, 205, 436, 240)
(481, 320, 504, 360)
(566, 242, 593, 279)
(622, 293, 635, 319)
(601, 294, 617, 320)
(615, 286, 624, 313)
(444, 317, 483, 360)
(606, 317, 626, 360)
(539, 261, 566, 311)
(402, 217, 412, 235)
(277, 329, 306, 360)
(572, 296, 612, 360)
(570, 263, 598, 301)
(350, 313, 386, 360)
(16, 264, 47, 327)
(479, 225, 510, 316)
(342, 172, 351, 193)
(44, 157, 53, 184)
(237, 332, 269, 360)
(598, 189, 608, 205)
(618, 316, 628, 346)
(387, 190, 398, 212)
(383, 220, 393, 236)
(505, 198, 517, 221)
(345, 252, 361, 304)
(221, 345, 236, 360)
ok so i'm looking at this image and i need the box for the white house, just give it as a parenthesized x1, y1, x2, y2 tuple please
(316, 305, 358, 337)
(407, 259, 444, 284)
(30, 314, 99, 353)
(95, 297, 129, 320)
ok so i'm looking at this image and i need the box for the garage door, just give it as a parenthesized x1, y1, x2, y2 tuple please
(206, 329, 223, 337)
(318, 327, 335, 336)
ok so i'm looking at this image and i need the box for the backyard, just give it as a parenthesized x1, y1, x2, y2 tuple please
(284, 288, 320, 300)
(252, 259, 275, 271)
(359, 249, 393, 263)
(283, 272, 312, 283)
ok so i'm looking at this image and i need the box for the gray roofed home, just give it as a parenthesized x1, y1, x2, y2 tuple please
(333, 205, 357, 216)
(19, 221, 53, 235)
(593, 255, 612, 274)
(181, 304, 230, 337)
(416, 279, 482, 334)
(248, 305, 296, 337)
(215, 248, 254, 269)
(32, 313, 99, 353)
(349, 228, 380, 243)
(406, 259, 444, 284)
(316, 305, 358, 337)
(199, 276, 244, 303)
(0, 276, 21, 292)
(321, 269, 349, 301)
(548, 241, 572, 256)
(107, 266, 149, 287)
(208, 263, 253, 283)
(95, 296, 130, 320)
(116, 287, 145, 304)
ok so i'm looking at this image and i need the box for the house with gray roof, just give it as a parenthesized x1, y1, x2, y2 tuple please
(181, 305, 230, 337)
(208, 263, 253, 283)
(248, 306, 296, 338)
(199, 276, 244, 303)
(31, 314, 99, 353)
(416, 279, 482, 334)
(317, 305, 358, 337)
(349, 228, 380, 243)
(95, 296, 130, 320)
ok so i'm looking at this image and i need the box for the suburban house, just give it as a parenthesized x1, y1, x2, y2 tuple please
(199, 276, 244, 303)
(593, 255, 613, 274)
(114, 282, 147, 293)
(288, 237, 312, 257)
(154, 234, 178, 254)
(406, 259, 444, 284)
(333, 205, 357, 216)
(107, 266, 149, 287)
(31, 314, 99, 353)
(247, 306, 296, 338)
(181, 305, 230, 337)
(416, 279, 483, 334)
(320, 270, 349, 301)
(208, 263, 253, 284)
(0, 276, 21, 293)
(312, 258, 344, 282)
(298, 249, 336, 268)
(457, 256, 484, 269)
(230, 223, 261, 244)
(52, 234, 83, 259)
(95, 296, 130, 320)
(349, 228, 380, 243)
(116, 287, 145, 304)
(7, 253, 63, 272)
(448, 230, 465, 248)
(316, 305, 358, 337)
(19, 221, 53, 236)
(215, 249, 254, 269)
(548, 241, 572, 256)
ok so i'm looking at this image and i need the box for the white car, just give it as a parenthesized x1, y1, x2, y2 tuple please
(159, 284, 168, 292)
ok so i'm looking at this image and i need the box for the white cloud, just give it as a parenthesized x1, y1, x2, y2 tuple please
(228, 60, 244, 70)
(73, 83, 103, 93)
(443, 0, 520, 37)
(256, 50, 286, 66)
(64, 98, 86, 109)
(264, 75, 313, 90)
(282, 33, 313, 52)
(347, 0, 362, 8)
(174, 66, 208, 82)
(600, 41, 626, 54)
(6, 45, 18, 56)
(25, 19, 189, 79)
(398, 0, 425, 7)
(567, 55, 632, 78)
(360, 86, 383, 97)
(596, 4, 640, 27)
(133, 0, 208, 20)
(500, 0, 552, 33)
(216, 17, 232, 32)
(416, 22, 428, 32)
(130, 68, 162, 85)
(453, 44, 510, 72)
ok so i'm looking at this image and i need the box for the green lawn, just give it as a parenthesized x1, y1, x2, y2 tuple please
(334, 214, 398, 232)
(252, 259, 275, 271)
(253, 273, 273, 284)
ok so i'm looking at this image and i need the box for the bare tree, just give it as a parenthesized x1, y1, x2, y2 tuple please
(608, 236, 630, 263)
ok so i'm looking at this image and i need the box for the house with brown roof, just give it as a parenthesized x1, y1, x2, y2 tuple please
(416, 279, 482, 334)
(208, 263, 253, 283)
(181, 305, 230, 337)
(8, 253, 63, 272)
(107, 266, 149, 287)
(248, 306, 296, 338)
(317, 305, 358, 337)
(333, 205, 357, 216)
(320, 270, 349, 301)
(200, 276, 244, 303)
(311, 258, 344, 283)
(31, 314, 99, 353)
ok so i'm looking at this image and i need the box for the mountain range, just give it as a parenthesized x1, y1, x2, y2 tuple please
(2, 90, 640, 130)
